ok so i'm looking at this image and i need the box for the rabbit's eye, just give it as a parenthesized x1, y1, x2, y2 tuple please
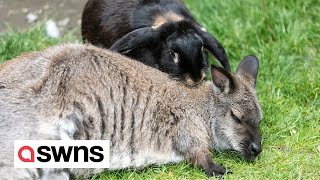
(170, 50, 179, 64)
(201, 46, 208, 56)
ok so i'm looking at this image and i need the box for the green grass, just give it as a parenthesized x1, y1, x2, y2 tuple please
(0, 24, 78, 63)
(1, 0, 319, 179)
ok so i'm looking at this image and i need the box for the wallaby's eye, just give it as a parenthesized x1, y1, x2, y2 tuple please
(169, 50, 175, 57)
(231, 111, 242, 124)
(170, 50, 179, 64)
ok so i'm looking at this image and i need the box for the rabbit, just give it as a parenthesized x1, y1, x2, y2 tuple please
(81, 0, 231, 86)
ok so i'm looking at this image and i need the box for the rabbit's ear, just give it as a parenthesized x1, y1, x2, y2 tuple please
(193, 24, 231, 72)
(211, 65, 234, 94)
(236, 55, 259, 88)
(110, 27, 159, 54)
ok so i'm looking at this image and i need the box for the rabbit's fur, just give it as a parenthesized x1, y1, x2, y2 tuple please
(82, 0, 231, 86)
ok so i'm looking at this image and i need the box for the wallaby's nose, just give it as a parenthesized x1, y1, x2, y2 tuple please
(250, 143, 262, 156)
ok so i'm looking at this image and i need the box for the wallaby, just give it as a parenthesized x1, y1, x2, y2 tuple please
(0, 44, 262, 179)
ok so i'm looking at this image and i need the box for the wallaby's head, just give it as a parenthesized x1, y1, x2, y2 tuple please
(209, 55, 262, 161)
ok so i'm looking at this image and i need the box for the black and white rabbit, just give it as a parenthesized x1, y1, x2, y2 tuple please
(81, 0, 231, 86)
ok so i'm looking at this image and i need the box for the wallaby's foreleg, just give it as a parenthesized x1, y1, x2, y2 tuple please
(188, 149, 226, 177)
(174, 125, 227, 177)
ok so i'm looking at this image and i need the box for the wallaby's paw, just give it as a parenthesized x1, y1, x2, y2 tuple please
(205, 163, 226, 177)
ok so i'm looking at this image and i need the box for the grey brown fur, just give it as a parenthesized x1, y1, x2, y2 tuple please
(0, 44, 262, 179)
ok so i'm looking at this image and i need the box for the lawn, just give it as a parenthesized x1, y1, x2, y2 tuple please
(1, 0, 319, 179)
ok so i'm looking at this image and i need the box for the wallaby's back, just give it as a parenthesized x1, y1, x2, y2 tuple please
(0, 44, 195, 178)
(0, 44, 263, 179)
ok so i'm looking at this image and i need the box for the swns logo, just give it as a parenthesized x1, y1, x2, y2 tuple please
(14, 140, 109, 168)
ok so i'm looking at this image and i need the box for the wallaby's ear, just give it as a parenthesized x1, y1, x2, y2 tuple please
(110, 27, 159, 54)
(236, 55, 259, 87)
(211, 65, 234, 94)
